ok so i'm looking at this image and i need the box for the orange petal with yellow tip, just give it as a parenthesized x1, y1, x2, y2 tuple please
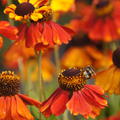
(84, 87, 107, 107)
(41, 22, 54, 46)
(15, 95, 34, 120)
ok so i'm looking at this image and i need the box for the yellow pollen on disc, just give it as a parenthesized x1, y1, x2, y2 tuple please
(58, 68, 87, 91)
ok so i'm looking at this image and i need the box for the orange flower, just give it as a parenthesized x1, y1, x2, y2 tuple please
(4, 0, 74, 48)
(0, 71, 41, 120)
(40, 66, 107, 119)
(61, 46, 112, 69)
(81, 0, 120, 42)
(96, 47, 120, 94)
(0, 21, 18, 40)
(17, 21, 74, 48)
(4, 41, 35, 68)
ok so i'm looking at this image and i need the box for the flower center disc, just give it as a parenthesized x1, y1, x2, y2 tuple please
(58, 68, 86, 91)
(95, 0, 113, 16)
(112, 48, 120, 68)
(96, 0, 109, 9)
(15, 2, 35, 16)
(62, 68, 81, 77)
(0, 71, 20, 96)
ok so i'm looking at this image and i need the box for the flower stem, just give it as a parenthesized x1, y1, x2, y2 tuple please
(36, 51, 46, 101)
(54, 45, 61, 75)
(18, 59, 25, 93)
(36, 51, 46, 120)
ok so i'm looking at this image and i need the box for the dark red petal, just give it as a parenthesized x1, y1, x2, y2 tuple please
(17, 24, 28, 42)
(40, 88, 68, 117)
(18, 94, 41, 108)
(26, 23, 41, 47)
(51, 89, 69, 116)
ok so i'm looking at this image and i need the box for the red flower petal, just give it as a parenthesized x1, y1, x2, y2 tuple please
(0, 21, 18, 40)
(26, 23, 41, 47)
(41, 22, 54, 46)
(5, 96, 11, 119)
(40, 88, 69, 117)
(0, 97, 6, 119)
(49, 21, 71, 44)
(15, 95, 34, 119)
(67, 91, 92, 116)
(85, 85, 104, 95)
(51, 89, 69, 116)
(83, 86, 107, 108)
(18, 94, 41, 108)
(89, 19, 103, 41)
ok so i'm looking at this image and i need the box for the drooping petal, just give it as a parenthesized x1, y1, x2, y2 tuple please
(18, 94, 41, 108)
(5, 97, 12, 120)
(40, 88, 69, 117)
(0, 97, 6, 119)
(41, 22, 54, 46)
(26, 23, 41, 47)
(15, 95, 34, 120)
(11, 96, 23, 120)
(89, 19, 103, 41)
(51, 89, 69, 116)
(83, 85, 107, 108)
(67, 91, 92, 116)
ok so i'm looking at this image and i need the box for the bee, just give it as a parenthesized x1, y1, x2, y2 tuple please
(82, 65, 96, 79)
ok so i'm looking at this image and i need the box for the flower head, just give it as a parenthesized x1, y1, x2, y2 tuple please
(96, 47, 120, 94)
(17, 21, 74, 48)
(4, 0, 51, 22)
(61, 46, 112, 69)
(40, 66, 107, 119)
(80, 0, 120, 42)
(0, 71, 41, 120)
